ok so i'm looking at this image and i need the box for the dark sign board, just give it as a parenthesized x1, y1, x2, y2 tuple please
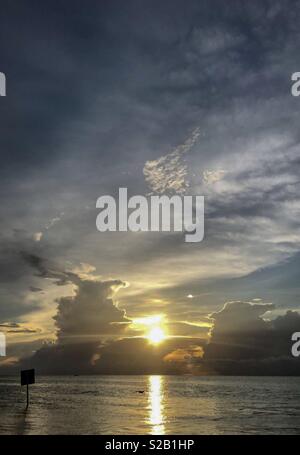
(21, 369, 35, 386)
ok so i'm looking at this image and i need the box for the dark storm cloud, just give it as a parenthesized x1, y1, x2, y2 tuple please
(0, 0, 297, 181)
(93, 337, 204, 375)
(0, 0, 111, 175)
(21, 251, 79, 285)
(17, 336, 205, 375)
(201, 301, 300, 375)
(0, 231, 46, 321)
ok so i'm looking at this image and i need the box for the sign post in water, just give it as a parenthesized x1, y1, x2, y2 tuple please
(21, 369, 35, 408)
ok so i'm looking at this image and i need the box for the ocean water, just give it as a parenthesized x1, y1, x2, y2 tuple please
(0, 375, 299, 435)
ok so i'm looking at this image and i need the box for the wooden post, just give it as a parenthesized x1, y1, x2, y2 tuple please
(26, 383, 29, 408)
(21, 369, 35, 409)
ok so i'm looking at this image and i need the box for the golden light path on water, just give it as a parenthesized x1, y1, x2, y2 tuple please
(148, 376, 165, 434)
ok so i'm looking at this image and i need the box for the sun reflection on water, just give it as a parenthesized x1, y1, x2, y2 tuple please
(148, 375, 165, 434)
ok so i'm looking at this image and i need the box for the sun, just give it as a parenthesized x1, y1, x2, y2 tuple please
(147, 326, 166, 344)
(130, 314, 167, 345)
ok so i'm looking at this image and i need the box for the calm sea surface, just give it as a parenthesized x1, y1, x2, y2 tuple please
(0, 375, 299, 435)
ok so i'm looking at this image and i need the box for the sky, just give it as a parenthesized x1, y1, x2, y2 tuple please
(0, 0, 300, 375)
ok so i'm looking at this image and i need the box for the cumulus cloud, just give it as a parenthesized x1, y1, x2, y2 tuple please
(21, 252, 130, 341)
(4, 253, 135, 373)
(201, 301, 300, 375)
(54, 279, 129, 341)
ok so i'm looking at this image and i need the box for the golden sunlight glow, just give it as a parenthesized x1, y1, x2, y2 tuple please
(147, 326, 166, 344)
(133, 315, 163, 326)
(130, 314, 168, 344)
(148, 376, 165, 434)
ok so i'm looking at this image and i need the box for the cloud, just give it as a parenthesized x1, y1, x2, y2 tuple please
(163, 345, 203, 367)
(0, 322, 40, 334)
(54, 279, 129, 341)
(8, 335, 207, 375)
(1, 249, 209, 375)
(33, 232, 43, 242)
(21, 252, 82, 287)
(0, 232, 48, 321)
(203, 170, 226, 184)
(143, 127, 201, 194)
(0, 322, 20, 328)
(201, 301, 300, 375)
(66, 262, 96, 278)
(29, 286, 43, 292)
(20, 340, 102, 375)
(189, 26, 245, 56)
(45, 213, 64, 230)
(1, 253, 136, 373)
(32, 214, 64, 243)
(6, 328, 39, 334)
(21, 252, 130, 341)
(87, 336, 205, 375)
